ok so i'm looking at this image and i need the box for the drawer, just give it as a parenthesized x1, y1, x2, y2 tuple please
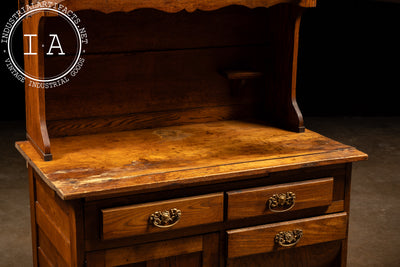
(101, 193, 223, 240)
(227, 212, 347, 259)
(227, 177, 334, 220)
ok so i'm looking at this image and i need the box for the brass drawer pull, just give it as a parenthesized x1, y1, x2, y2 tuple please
(275, 229, 303, 247)
(268, 192, 296, 212)
(149, 208, 182, 228)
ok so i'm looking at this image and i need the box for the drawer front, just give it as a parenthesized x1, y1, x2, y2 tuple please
(227, 177, 334, 220)
(227, 212, 347, 259)
(101, 193, 223, 240)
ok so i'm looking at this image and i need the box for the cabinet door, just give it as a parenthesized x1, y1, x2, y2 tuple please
(86, 233, 219, 267)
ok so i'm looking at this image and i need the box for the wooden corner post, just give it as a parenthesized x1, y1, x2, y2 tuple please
(266, 4, 311, 132)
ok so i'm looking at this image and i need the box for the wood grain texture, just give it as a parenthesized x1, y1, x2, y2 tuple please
(227, 240, 342, 267)
(33, 171, 84, 266)
(105, 235, 203, 266)
(16, 121, 367, 200)
(35, 203, 71, 265)
(37, 228, 69, 267)
(101, 193, 223, 240)
(23, 11, 52, 161)
(202, 232, 220, 267)
(44, 46, 269, 124)
(36, 176, 70, 238)
(46, 105, 255, 138)
(340, 163, 353, 267)
(43, 7, 270, 54)
(28, 167, 39, 267)
(227, 212, 348, 258)
(42, 7, 271, 138)
(83, 165, 347, 252)
(227, 177, 334, 220)
(265, 4, 305, 132)
(146, 253, 203, 267)
(55, 0, 317, 13)
(37, 247, 53, 267)
(86, 233, 219, 267)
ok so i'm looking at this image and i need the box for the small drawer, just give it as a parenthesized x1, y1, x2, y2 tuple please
(101, 193, 224, 240)
(227, 177, 334, 220)
(227, 212, 347, 259)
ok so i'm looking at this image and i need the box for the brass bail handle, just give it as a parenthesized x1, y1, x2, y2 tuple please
(149, 208, 182, 228)
(268, 192, 296, 212)
(275, 229, 303, 247)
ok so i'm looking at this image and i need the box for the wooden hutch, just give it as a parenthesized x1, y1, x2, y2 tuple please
(16, 0, 367, 266)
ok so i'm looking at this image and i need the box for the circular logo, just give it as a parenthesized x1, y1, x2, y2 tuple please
(2, 1, 88, 88)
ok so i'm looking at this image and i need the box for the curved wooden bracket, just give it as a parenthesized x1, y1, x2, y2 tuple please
(265, 4, 305, 132)
(23, 11, 53, 161)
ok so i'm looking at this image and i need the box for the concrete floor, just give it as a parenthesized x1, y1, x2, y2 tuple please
(0, 117, 399, 266)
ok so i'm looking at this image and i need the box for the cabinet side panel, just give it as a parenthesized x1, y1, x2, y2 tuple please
(341, 163, 353, 267)
(33, 170, 83, 266)
(265, 4, 305, 132)
(28, 166, 38, 267)
(23, 13, 52, 160)
(37, 228, 69, 267)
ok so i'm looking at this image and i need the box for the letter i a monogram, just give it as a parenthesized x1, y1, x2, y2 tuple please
(24, 33, 65, 56)
(24, 34, 37, 55)
(46, 34, 65, 55)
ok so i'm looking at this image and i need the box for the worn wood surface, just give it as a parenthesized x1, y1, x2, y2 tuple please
(37, 228, 69, 267)
(54, 0, 316, 13)
(31, 172, 85, 266)
(23, 11, 52, 161)
(106, 236, 203, 266)
(45, 46, 269, 136)
(227, 240, 342, 267)
(265, 4, 304, 132)
(86, 233, 219, 267)
(19, 1, 363, 266)
(27, 167, 39, 267)
(341, 163, 353, 267)
(227, 177, 334, 220)
(102, 193, 223, 240)
(83, 165, 347, 252)
(227, 212, 348, 259)
(40, 6, 271, 139)
(44, 7, 270, 54)
(23, 3, 314, 152)
(16, 121, 367, 200)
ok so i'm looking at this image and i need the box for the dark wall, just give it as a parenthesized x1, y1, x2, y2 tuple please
(1, 2, 25, 121)
(1, 0, 399, 120)
(297, 0, 400, 116)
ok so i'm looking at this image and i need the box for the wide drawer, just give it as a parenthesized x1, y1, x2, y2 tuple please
(101, 193, 224, 240)
(227, 212, 347, 259)
(227, 177, 334, 220)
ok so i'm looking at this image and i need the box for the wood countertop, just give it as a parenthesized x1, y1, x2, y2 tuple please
(16, 120, 367, 200)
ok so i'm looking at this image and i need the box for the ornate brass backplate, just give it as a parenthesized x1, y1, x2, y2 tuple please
(274, 229, 303, 247)
(149, 208, 182, 228)
(268, 192, 296, 212)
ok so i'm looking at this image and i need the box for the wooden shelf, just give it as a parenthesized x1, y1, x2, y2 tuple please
(16, 120, 367, 200)
(222, 70, 264, 80)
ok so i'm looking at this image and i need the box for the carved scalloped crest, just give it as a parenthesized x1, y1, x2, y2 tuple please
(55, 0, 316, 13)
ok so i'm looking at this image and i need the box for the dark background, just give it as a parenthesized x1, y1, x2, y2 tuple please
(1, 0, 399, 121)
